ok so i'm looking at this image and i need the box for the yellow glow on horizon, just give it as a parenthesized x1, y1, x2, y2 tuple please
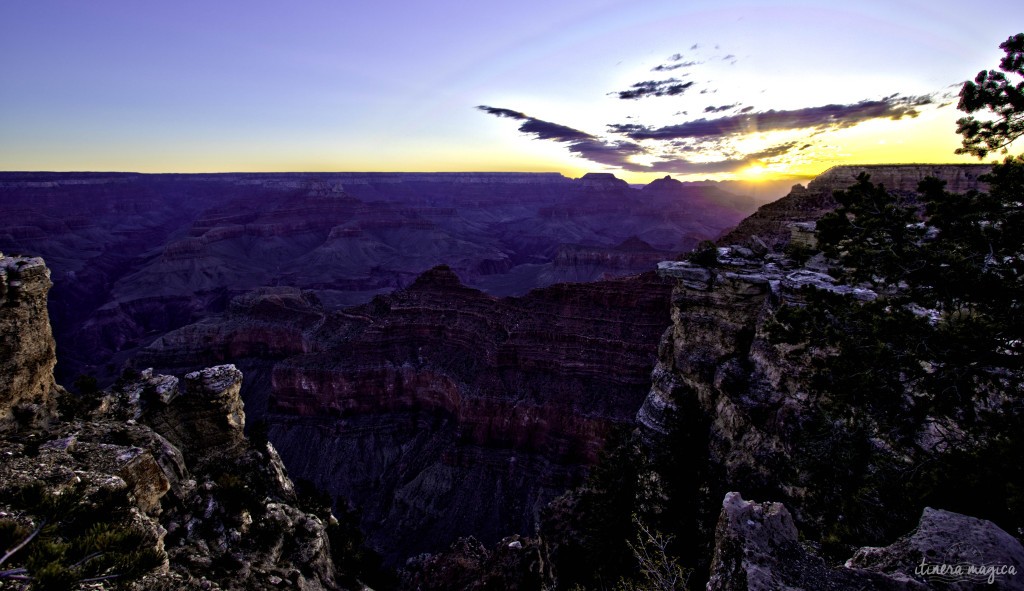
(743, 164, 767, 178)
(1, 104, 987, 186)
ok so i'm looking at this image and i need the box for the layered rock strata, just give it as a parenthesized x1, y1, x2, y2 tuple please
(642, 226, 1021, 587)
(141, 266, 674, 563)
(0, 172, 751, 386)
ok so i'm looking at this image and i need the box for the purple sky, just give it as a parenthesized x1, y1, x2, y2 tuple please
(1, 0, 1020, 181)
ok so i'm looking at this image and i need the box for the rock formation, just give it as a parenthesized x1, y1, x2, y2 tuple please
(706, 492, 1024, 590)
(632, 162, 1022, 589)
(0, 253, 61, 430)
(0, 254, 353, 590)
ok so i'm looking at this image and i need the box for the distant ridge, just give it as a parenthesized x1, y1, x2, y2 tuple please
(719, 163, 992, 249)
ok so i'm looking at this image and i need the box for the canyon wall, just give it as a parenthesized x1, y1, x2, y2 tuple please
(634, 164, 1023, 587)
(140, 266, 674, 562)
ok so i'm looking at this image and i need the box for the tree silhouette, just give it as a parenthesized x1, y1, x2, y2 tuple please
(956, 33, 1024, 158)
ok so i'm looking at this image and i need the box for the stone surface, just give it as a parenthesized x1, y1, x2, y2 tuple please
(0, 254, 61, 430)
(0, 256, 350, 590)
(848, 507, 1024, 590)
(641, 164, 1022, 589)
(707, 493, 1024, 591)
(145, 365, 248, 471)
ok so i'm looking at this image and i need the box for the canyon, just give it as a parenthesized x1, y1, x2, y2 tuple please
(136, 266, 674, 561)
(2, 163, 1020, 590)
(1, 170, 742, 564)
(0, 171, 758, 387)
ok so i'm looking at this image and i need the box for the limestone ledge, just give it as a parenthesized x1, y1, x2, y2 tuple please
(656, 253, 877, 302)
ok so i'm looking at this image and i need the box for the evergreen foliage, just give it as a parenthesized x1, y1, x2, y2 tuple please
(766, 157, 1024, 551)
(684, 240, 719, 267)
(815, 173, 924, 288)
(956, 33, 1024, 158)
(541, 428, 650, 589)
(0, 481, 164, 590)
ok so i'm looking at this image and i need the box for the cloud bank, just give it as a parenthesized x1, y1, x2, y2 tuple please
(477, 46, 941, 177)
(477, 105, 804, 174)
(609, 96, 932, 140)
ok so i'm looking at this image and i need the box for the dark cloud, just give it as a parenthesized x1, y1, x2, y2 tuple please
(517, 118, 593, 142)
(612, 95, 933, 140)
(477, 104, 801, 175)
(722, 54, 736, 61)
(739, 106, 754, 113)
(476, 106, 529, 120)
(615, 79, 695, 100)
(652, 61, 700, 72)
(650, 50, 703, 73)
(704, 104, 738, 113)
(477, 105, 644, 168)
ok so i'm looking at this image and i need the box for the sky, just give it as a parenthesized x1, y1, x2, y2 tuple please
(1, 0, 1020, 183)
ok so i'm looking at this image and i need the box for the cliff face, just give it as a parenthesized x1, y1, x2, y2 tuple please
(140, 266, 674, 563)
(806, 163, 991, 194)
(0, 253, 61, 430)
(0, 254, 350, 590)
(636, 162, 1023, 588)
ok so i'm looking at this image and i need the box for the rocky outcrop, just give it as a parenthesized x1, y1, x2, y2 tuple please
(141, 266, 674, 563)
(707, 493, 1024, 590)
(0, 253, 61, 430)
(400, 534, 546, 591)
(849, 507, 1024, 589)
(144, 366, 249, 473)
(49, 367, 340, 590)
(0, 255, 350, 590)
(638, 251, 875, 448)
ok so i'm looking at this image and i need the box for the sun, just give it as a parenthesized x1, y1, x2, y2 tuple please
(742, 164, 767, 179)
